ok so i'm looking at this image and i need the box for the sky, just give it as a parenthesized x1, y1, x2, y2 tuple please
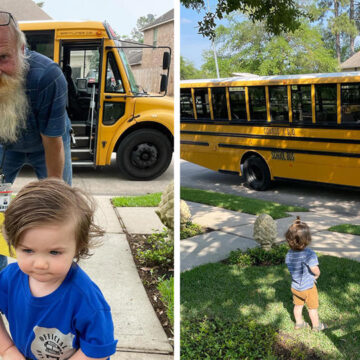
(42, 0, 173, 38)
(180, 1, 228, 69)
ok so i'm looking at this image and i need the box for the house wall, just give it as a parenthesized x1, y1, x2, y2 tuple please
(132, 21, 174, 96)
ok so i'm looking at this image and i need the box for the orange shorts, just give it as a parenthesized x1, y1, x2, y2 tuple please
(291, 285, 318, 309)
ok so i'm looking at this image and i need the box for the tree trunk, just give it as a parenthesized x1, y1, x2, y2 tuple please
(335, 0, 341, 64)
(350, 0, 355, 56)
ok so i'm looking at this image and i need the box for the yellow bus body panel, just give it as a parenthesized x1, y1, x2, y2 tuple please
(98, 96, 174, 165)
(181, 122, 360, 187)
(20, 21, 108, 39)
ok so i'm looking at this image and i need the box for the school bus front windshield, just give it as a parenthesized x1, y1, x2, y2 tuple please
(114, 40, 139, 94)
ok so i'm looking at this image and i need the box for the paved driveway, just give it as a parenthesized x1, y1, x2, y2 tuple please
(12, 158, 174, 196)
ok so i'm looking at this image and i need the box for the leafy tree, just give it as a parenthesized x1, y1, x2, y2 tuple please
(180, 56, 204, 79)
(36, 1, 45, 8)
(180, 0, 306, 39)
(316, 0, 359, 63)
(124, 14, 156, 43)
(200, 15, 337, 77)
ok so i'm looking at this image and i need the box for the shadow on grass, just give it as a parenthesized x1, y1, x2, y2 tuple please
(181, 187, 308, 219)
(181, 255, 360, 359)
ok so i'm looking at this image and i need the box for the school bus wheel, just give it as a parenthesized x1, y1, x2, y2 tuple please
(243, 155, 271, 191)
(116, 128, 172, 180)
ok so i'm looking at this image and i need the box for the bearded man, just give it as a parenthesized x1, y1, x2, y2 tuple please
(0, 12, 72, 270)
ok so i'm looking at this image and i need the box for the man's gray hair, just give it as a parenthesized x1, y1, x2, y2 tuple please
(8, 15, 27, 56)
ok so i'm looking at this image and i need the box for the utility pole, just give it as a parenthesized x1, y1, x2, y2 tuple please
(207, 0, 220, 79)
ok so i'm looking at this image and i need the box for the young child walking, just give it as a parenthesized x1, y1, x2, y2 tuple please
(285, 216, 327, 331)
(0, 178, 117, 360)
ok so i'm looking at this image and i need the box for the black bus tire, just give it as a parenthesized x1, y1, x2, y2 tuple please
(116, 129, 172, 180)
(243, 156, 271, 191)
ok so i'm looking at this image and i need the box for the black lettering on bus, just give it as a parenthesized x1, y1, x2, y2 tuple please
(271, 151, 295, 161)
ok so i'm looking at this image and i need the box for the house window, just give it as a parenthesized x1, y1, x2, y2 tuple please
(153, 28, 158, 47)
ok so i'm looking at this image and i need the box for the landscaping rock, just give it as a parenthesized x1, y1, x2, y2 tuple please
(253, 214, 277, 251)
(155, 181, 174, 240)
(180, 200, 191, 230)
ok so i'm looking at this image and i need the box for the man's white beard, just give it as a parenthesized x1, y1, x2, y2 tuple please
(0, 58, 29, 144)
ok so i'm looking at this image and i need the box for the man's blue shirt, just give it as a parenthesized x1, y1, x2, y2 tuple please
(0, 263, 117, 360)
(285, 248, 319, 291)
(5, 50, 70, 152)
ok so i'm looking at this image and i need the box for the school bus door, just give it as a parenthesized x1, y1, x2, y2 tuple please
(96, 40, 135, 166)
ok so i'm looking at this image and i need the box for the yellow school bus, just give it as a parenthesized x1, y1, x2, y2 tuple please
(20, 21, 173, 180)
(180, 73, 360, 190)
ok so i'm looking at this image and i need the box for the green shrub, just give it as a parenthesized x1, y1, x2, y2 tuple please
(228, 244, 288, 267)
(157, 277, 174, 327)
(136, 229, 174, 268)
(181, 316, 277, 359)
(180, 222, 204, 239)
(227, 252, 254, 267)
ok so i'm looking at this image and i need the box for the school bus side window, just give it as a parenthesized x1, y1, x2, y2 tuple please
(229, 87, 247, 122)
(105, 52, 124, 93)
(180, 88, 194, 119)
(291, 85, 312, 124)
(24, 30, 54, 60)
(248, 86, 267, 121)
(269, 86, 289, 123)
(211, 87, 228, 120)
(194, 88, 210, 119)
(315, 84, 337, 124)
(341, 83, 360, 124)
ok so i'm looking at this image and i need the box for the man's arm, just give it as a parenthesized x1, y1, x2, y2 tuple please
(0, 316, 24, 360)
(41, 134, 64, 179)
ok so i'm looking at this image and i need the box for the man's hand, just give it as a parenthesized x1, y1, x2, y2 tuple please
(41, 134, 64, 179)
(1, 345, 25, 360)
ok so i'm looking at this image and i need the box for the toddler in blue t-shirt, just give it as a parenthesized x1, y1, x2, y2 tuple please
(0, 179, 117, 360)
(285, 216, 327, 331)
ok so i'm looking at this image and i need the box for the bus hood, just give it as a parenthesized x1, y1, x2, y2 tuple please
(132, 95, 174, 132)
(134, 95, 173, 112)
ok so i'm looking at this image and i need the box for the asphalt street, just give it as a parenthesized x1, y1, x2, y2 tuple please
(11, 156, 174, 195)
(180, 160, 360, 218)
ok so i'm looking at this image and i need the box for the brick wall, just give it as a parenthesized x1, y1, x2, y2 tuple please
(132, 21, 174, 96)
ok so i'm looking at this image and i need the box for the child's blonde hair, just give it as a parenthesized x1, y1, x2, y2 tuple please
(3, 178, 104, 261)
(285, 216, 311, 251)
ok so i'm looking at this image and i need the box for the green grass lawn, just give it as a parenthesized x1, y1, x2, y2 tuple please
(181, 255, 360, 359)
(181, 187, 308, 219)
(328, 224, 360, 235)
(112, 192, 162, 207)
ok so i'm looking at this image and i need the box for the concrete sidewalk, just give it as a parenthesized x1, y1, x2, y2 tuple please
(181, 201, 360, 272)
(81, 197, 173, 360)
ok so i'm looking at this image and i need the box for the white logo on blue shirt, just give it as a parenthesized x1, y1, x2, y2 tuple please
(31, 326, 75, 360)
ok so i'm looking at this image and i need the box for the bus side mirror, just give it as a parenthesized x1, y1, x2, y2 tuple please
(163, 52, 170, 70)
(160, 74, 168, 93)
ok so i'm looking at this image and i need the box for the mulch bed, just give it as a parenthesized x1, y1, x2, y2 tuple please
(126, 233, 174, 344)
